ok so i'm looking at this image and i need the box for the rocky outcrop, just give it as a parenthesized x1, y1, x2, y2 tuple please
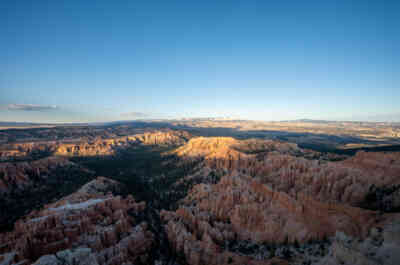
(162, 137, 400, 264)
(160, 174, 391, 265)
(32, 248, 98, 265)
(55, 130, 191, 156)
(340, 151, 400, 178)
(163, 175, 379, 241)
(161, 204, 288, 265)
(76, 176, 123, 195)
(314, 215, 400, 265)
(133, 130, 192, 146)
(0, 143, 56, 162)
(0, 156, 95, 231)
(174, 137, 301, 161)
(0, 156, 79, 195)
(0, 177, 154, 265)
(174, 137, 400, 210)
(1, 134, 399, 265)
(0, 130, 191, 159)
(252, 152, 400, 210)
(0, 149, 27, 162)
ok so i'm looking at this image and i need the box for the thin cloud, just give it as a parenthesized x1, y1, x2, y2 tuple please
(1, 104, 59, 111)
(120, 112, 149, 119)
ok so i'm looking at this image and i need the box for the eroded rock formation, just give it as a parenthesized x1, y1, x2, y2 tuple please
(1, 134, 399, 265)
(0, 177, 154, 265)
(0, 156, 96, 231)
(55, 130, 191, 156)
(315, 215, 400, 265)
(0, 130, 191, 160)
(0, 142, 56, 162)
(160, 172, 389, 263)
(0, 156, 81, 195)
(160, 136, 400, 264)
(174, 137, 400, 210)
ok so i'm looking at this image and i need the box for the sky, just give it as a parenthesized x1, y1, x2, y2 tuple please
(0, 0, 399, 123)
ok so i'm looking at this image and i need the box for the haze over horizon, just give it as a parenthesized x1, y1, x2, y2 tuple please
(1, 0, 398, 123)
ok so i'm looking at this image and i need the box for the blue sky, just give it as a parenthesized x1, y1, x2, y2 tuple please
(0, 0, 398, 122)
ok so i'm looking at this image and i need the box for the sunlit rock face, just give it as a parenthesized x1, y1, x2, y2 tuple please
(161, 204, 289, 265)
(162, 136, 400, 264)
(174, 137, 301, 162)
(161, 175, 383, 264)
(55, 130, 192, 156)
(1, 135, 399, 265)
(0, 130, 191, 195)
(161, 174, 400, 265)
(0, 142, 57, 162)
(0, 177, 154, 265)
(0, 149, 28, 161)
(174, 137, 400, 210)
(0, 129, 192, 160)
(166, 175, 381, 241)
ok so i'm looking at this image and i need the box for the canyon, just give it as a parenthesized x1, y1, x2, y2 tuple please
(0, 125, 399, 265)
(0, 177, 155, 265)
